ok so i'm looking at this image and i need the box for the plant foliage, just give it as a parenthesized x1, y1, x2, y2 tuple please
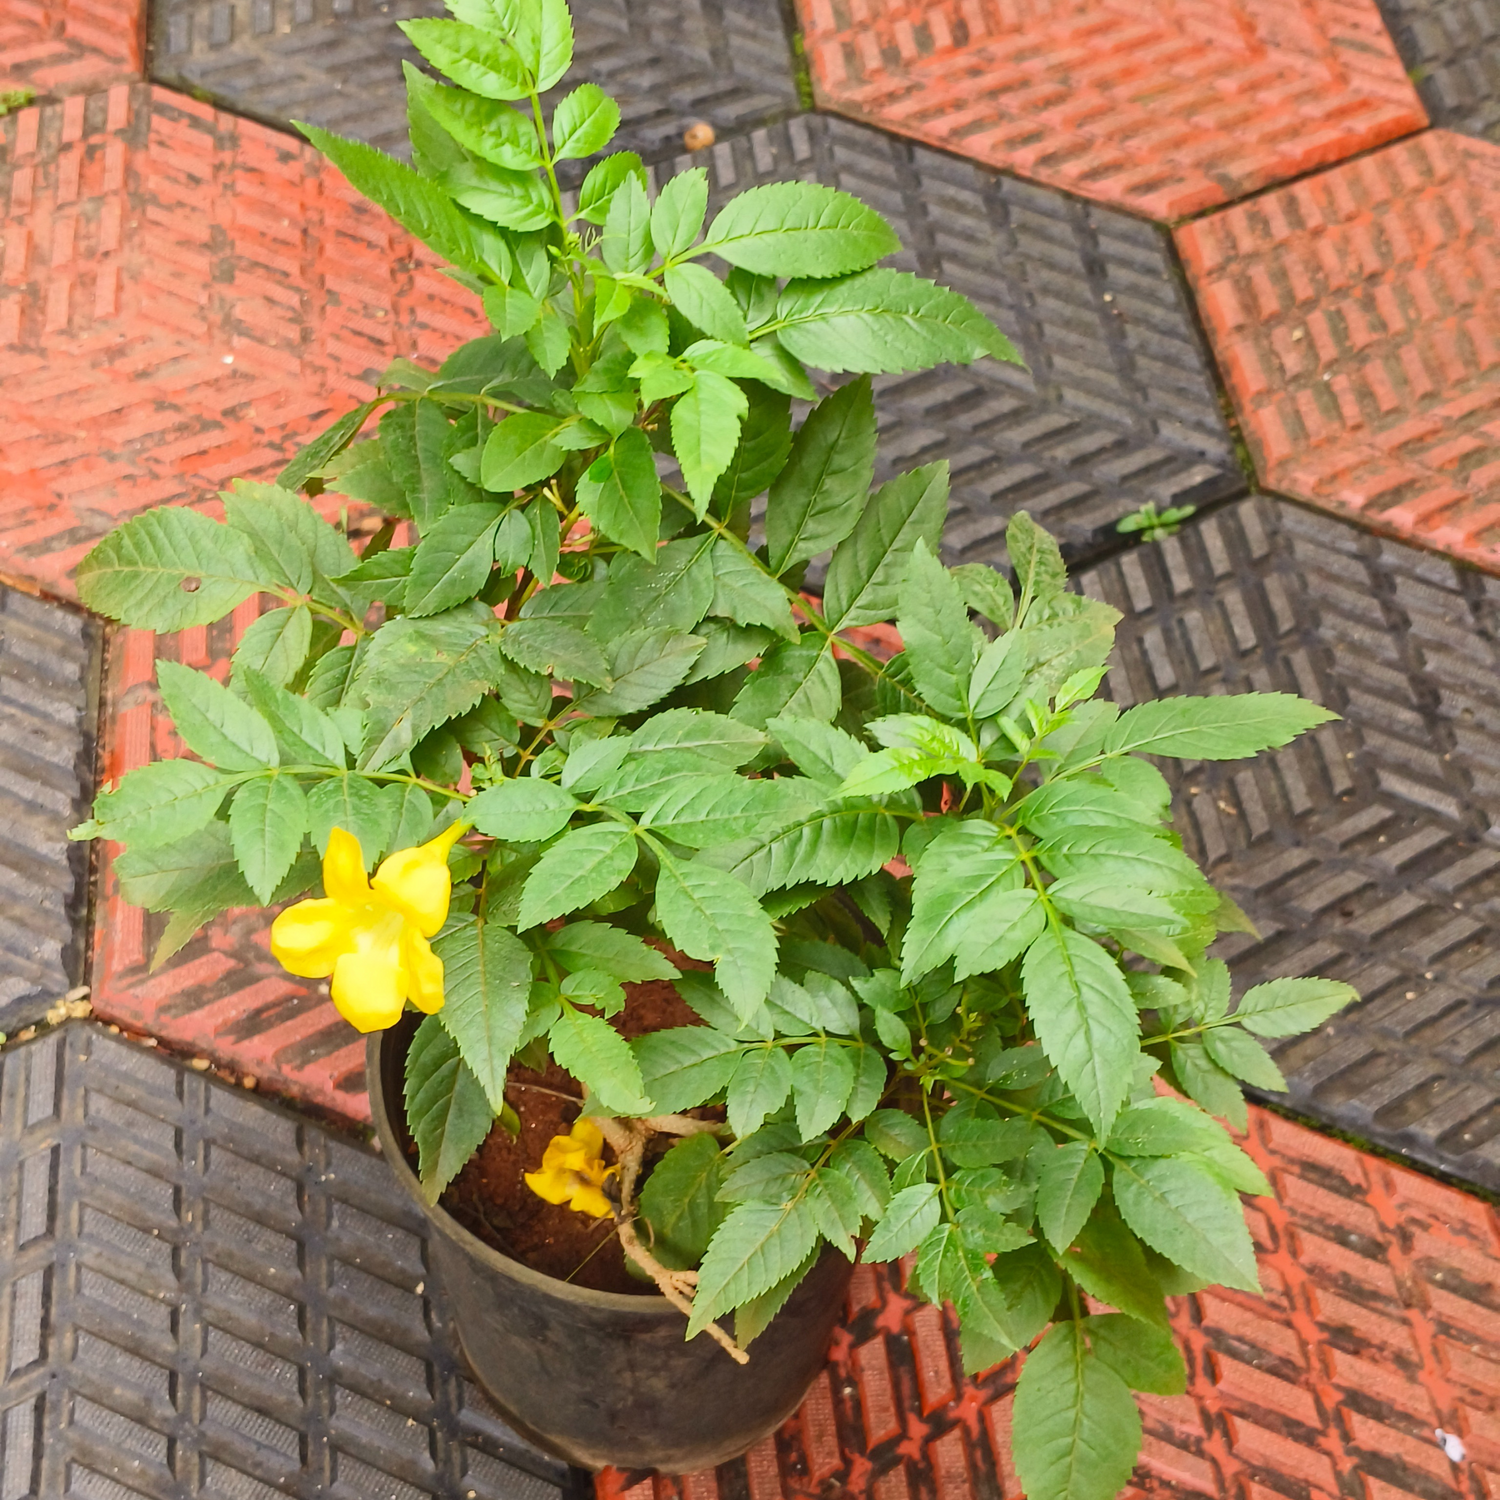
(71, 8, 1356, 1498)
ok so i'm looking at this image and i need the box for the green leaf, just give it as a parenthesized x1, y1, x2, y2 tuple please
(575, 629, 706, 716)
(664, 263, 749, 345)
(652, 168, 708, 260)
(631, 709, 766, 766)
(1034, 1141, 1104, 1253)
(1022, 925, 1138, 1139)
(771, 973, 859, 1035)
(445, 157, 553, 232)
(635, 1026, 740, 1113)
(789, 1040, 855, 1141)
(156, 661, 278, 771)
(702, 182, 900, 279)
(547, 922, 677, 983)
(576, 427, 661, 559)
(671, 371, 748, 511)
(240, 668, 346, 769)
(501, 619, 612, 685)
(398, 18, 529, 98)
(298, 123, 508, 282)
(601, 174, 653, 274)
(1170, 1039, 1248, 1131)
(863, 1182, 939, 1262)
(1012, 1322, 1142, 1500)
(1108, 1097, 1225, 1157)
(589, 535, 716, 638)
(405, 1015, 492, 1210)
(411, 70, 539, 169)
(954, 563, 1015, 629)
(1085, 1314, 1186, 1396)
(306, 773, 397, 862)
(713, 384, 791, 512)
(639, 1133, 728, 1270)
(434, 917, 533, 1111)
(232, 605, 313, 689)
(688, 1199, 819, 1334)
(357, 604, 502, 770)
(1064, 1207, 1170, 1328)
(227, 774, 307, 903)
(76, 507, 262, 631)
(481, 412, 570, 492)
(898, 539, 982, 720)
(221, 479, 356, 596)
(516, 822, 638, 929)
(1204, 1026, 1286, 1091)
(1007, 511, 1067, 618)
(467, 776, 578, 843)
(939, 1102, 1046, 1168)
(642, 775, 815, 848)
(653, 849, 777, 1020)
(578, 151, 647, 225)
(776, 268, 1018, 374)
(277, 400, 379, 493)
(551, 82, 618, 159)
(521, 0, 573, 90)
(405, 502, 503, 616)
(1104, 693, 1340, 760)
(1113, 1154, 1260, 1291)
(823, 462, 947, 628)
(764, 377, 875, 576)
(969, 632, 1026, 719)
(731, 639, 840, 731)
(550, 1004, 651, 1113)
(723, 1045, 791, 1136)
(84, 760, 233, 848)
(1233, 977, 1357, 1037)
(707, 806, 900, 896)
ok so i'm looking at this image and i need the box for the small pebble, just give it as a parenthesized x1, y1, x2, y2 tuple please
(14, 1027, 35, 1042)
(241, 1075, 258, 1090)
(683, 121, 715, 151)
(190, 1057, 211, 1071)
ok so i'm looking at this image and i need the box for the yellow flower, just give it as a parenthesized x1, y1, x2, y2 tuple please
(269, 820, 468, 1033)
(524, 1118, 618, 1219)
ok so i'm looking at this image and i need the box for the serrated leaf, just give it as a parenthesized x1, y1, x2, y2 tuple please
(702, 182, 900, 279)
(708, 537, 798, 639)
(901, 821, 1026, 983)
(639, 1132, 728, 1270)
(652, 168, 708, 260)
(1012, 1322, 1142, 1500)
(630, 709, 766, 766)
(764, 377, 875, 576)
(642, 775, 816, 849)
(776, 268, 1017, 374)
(404, 1015, 494, 1203)
(725, 1046, 793, 1136)
(688, 1198, 818, 1334)
(823, 462, 947, 628)
(1063, 1208, 1169, 1328)
(405, 502, 503, 616)
(76, 507, 263, 631)
(501, 619, 612, 685)
(549, 1004, 651, 1113)
(576, 427, 660, 559)
(232, 605, 313, 688)
(712, 384, 791, 511)
(789, 1040, 855, 1141)
(664, 263, 748, 345)
(240, 668, 346, 769)
(1103, 693, 1340, 760)
(578, 151, 647, 225)
(1034, 1141, 1104, 1252)
(1007, 511, 1067, 618)
(601, 174, 653, 274)
(574, 629, 705, 716)
(654, 849, 777, 1019)
(707, 806, 900, 896)
(547, 922, 678, 983)
(481, 412, 571, 492)
(278, 400, 379, 493)
(228, 774, 307, 903)
(398, 17, 529, 97)
(411, 69, 539, 169)
(299, 122, 509, 282)
(157, 661, 278, 771)
(671, 370, 747, 511)
(635, 1026, 741, 1113)
(731, 639, 840, 730)
(1085, 1314, 1186, 1396)
(898, 539, 981, 720)
(434, 917, 532, 1111)
(551, 81, 618, 160)
(306, 773, 397, 862)
(516, 822, 638, 929)
(1233, 977, 1357, 1037)
(85, 760, 234, 848)
(862, 1182, 939, 1263)
(1022, 925, 1138, 1139)
(467, 776, 578, 843)
(1204, 1026, 1286, 1090)
(1113, 1154, 1259, 1292)
(1107, 1097, 1225, 1157)
(357, 604, 502, 770)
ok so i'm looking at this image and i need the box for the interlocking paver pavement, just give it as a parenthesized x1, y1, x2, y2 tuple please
(676, 114, 1246, 565)
(1177, 130, 1500, 574)
(148, 0, 800, 162)
(0, 585, 98, 1032)
(796, 0, 1428, 221)
(0, 0, 141, 98)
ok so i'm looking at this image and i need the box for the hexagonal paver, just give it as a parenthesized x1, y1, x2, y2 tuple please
(1178, 129, 1500, 573)
(796, 0, 1428, 221)
(148, 0, 800, 163)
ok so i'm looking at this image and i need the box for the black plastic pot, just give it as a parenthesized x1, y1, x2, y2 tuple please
(368, 1017, 852, 1473)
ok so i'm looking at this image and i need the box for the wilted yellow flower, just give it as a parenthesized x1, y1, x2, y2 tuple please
(524, 1118, 618, 1219)
(269, 820, 467, 1033)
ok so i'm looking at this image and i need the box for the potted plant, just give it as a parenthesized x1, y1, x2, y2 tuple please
(70, 1, 1357, 1488)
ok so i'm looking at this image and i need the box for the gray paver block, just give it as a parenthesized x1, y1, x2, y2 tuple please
(1375, 0, 1500, 140)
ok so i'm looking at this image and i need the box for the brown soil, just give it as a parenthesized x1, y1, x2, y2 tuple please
(438, 977, 702, 1295)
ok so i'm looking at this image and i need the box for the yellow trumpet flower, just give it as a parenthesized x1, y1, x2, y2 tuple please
(269, 820, 468, 1033)
(524, 1118, 618, 1219)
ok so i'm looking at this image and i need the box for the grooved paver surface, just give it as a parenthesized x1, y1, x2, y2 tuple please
(0, 1021, 581, 1499)
(675, 114, 1246, 564)
(1082, 494, 1500, 1190)
(1375, 0, 1500, 142)
(0, 0, 141, 98)
(1177, 130, 1500, 574)
(0, 587, 99, 1033)
(148, 0, 800, 162)
(796, 0, 1429, 221)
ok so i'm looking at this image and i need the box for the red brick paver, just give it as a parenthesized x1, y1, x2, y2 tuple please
(795, 0, 1427, 222)
(0, 0, 140, 99)
(600, 1108, 1500, 1500)
(1178, 130, 1500, 572)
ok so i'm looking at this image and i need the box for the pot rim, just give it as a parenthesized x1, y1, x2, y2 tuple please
(368, 1024, 684, 1315)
